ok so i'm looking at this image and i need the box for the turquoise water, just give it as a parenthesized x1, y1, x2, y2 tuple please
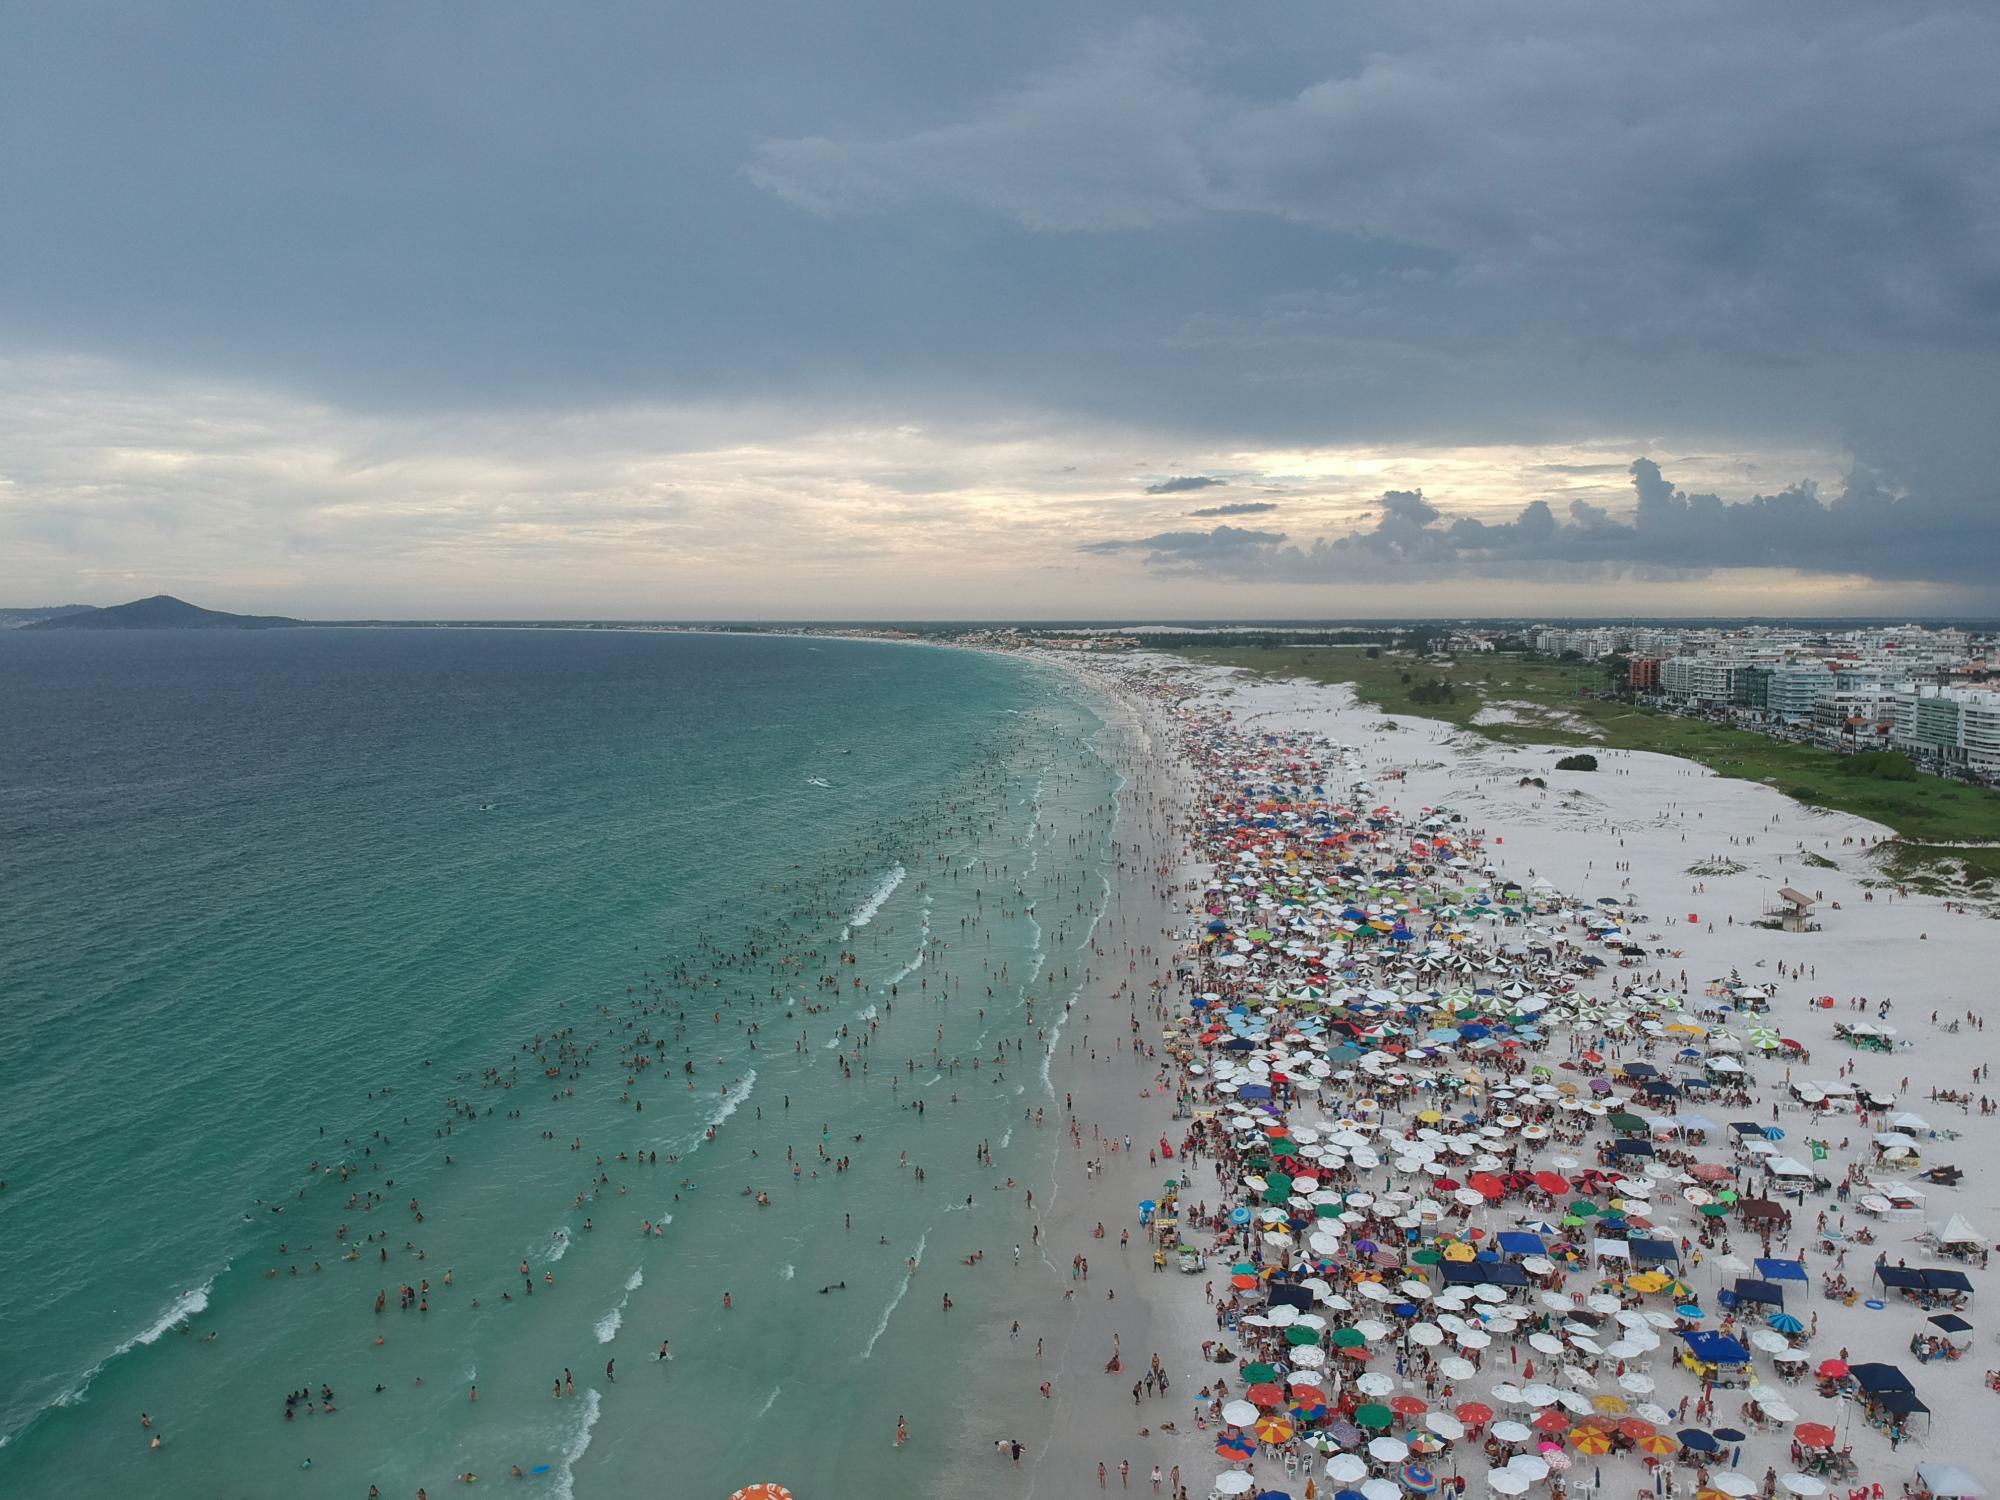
(0, 629, 1122, 1497)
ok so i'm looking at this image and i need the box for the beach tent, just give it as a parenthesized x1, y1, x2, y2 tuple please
(1731, 1277, 1785, 1308)
(1681, 1331, 1750, 1367)
(1630, 1239, 1679, 1265)
(1755, 1258, 1808, 1283)
(1914, 1465, 1985, 1499)
(1496, 1232, 1546, 1256)
(1933, 1214, 1986, 1249)
(1849, 1362, 1914, 1394)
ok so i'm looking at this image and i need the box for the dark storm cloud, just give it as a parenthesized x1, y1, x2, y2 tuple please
(1188, 501, 1279, 517)
(1145, 475, 1227, 494)
(1084, 460, 2000, 588)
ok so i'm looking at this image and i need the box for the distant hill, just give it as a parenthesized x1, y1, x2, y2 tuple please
(0, 604, 96, 629)
(27, 595, 305, 630)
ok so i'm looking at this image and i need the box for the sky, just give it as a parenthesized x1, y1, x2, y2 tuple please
(2, 3, 1997, 620)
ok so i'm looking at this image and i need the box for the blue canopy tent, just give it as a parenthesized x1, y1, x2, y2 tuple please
(1612, 1139, 1656, 1157)
(1630, 1239, 1680, 1265)
(1731, 1277, 1786, 1308)
(1681, 1330, 1751, 1367)
(1756, 1258, 1809, 1283)
(1496, 1232, 1547, 1256)
(1850, 1362, 1915, 1394)
(1440, 1261, 1529, 1289)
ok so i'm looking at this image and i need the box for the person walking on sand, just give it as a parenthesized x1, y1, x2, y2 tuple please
(1099, 1461, 1108, 1488)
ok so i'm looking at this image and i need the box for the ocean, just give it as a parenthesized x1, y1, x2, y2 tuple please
(0, 628, 1124, 1497)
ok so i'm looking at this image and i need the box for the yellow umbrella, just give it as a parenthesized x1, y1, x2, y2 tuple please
(1626, 1271, 1670, 1294)
(1590, 1394, 1628, 1414)
(1443, 1243, 1477, 1263)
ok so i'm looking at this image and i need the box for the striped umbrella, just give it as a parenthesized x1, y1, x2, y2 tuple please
(1256, 1413, 1297, 1446)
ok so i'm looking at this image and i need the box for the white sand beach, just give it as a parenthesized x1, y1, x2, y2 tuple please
(1011, 650, 2000, 1500)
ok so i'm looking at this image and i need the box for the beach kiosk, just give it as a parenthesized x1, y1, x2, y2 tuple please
(1768, 886, 1820, 933)
(1679, 1329, 1753, 1387)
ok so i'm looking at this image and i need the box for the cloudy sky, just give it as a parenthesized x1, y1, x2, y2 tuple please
(2, 3, 1996, 618)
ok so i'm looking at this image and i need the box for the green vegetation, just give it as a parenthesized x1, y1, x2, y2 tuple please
(1837, 750, 1917, 781)
(1555, 753, 1599, 772)
(1800, 850, 1838, 869)
(1176, 644, 2000, 852)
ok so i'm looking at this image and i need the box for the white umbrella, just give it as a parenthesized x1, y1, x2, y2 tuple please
(1368, 1437, 1410, 1464)
(1426, 1412, 1467, 1440)
(1293, 1346, 1328, 1368)
(1490, 1384, 1526, 1406)
(1458, 1328, 1493, 1350)
(1357, 1372, 1396, 1396)
(1758, 1398, 1799, 1423)
(1749, 1329, 1791, 1353)
(1538, 1292, 1572, 1313)
(1490, 1421, 1533, 1444)
(1438, 1356, 1477, 1380)
(1364, 1479, 1404, 1500)
(1510, 1455, 1551, 1482)
(1357, 1281, 1393, 1301)
(1780, 1477, 1827, 1497)
(1521, 1383, 1561, 1407)
(1585, 1294, 1622, 1314)
(1617, 1373, 1656, 1394)
(1473, 1286, 1507, 1304)
(1327, 1455, 1370, 1483)
(1410, 1323, 1444, 1347)
(1488, 1470, 1531, 1496)
(1529, 1332, 1564, 1355)
(1222, 1400, 1260, 1427)
(1712, 1475, 1757, 1498)
(1217, 1474, 1256, 1496)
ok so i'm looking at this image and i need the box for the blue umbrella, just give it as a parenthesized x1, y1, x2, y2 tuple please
(1769, 1313, 1805, 1334)
(1403, 1465, 1439, 1493)
(1677, 1429, 1718, 1452)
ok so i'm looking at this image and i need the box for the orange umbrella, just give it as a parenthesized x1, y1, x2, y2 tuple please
(1636, 1434, 1678, 1456)
(1456, 1402, 1494, 1425)
(1256, 1413, 1296, 1445)
(1245, 1383, 1286, 1407)
(1532, 1409, 1570, 1434)
(1618, 1418, 1657, 1441)
(1570, 1429, 1613, 1455)
(1795, 1423, 1836, 1450)
(1391, 1396, 1429, 1417)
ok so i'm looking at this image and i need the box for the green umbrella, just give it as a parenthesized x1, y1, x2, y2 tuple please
(1332, 1328, 1367, 1348)
(1699, 1202, 1729, 1217)
(1608, 1112, 1647, 1134)
(1567, 1200, 1599, 1217)
(1285, 1326, 1322, 1346)
(1268, 1139, 1300, 1157)
(1409, 1247, 1442, 1265)
(1356, 1403, 1394, 1429)
(1316, 1203, 1344, 1218)
(1243, 1363, 1280, 1384)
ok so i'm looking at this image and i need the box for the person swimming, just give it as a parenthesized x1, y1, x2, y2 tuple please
(817, 1281, 848, 1293)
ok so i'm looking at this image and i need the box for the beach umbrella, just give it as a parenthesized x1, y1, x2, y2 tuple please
(1711, 1475, 1757, 1497)
(1456, 1402, 1494, 1426)
(1768, 1313, 1804, 1335)
(1541, 1450, 1573, 1474)
(1510, 1455, 1551, 1482)
(1368, 1437, 1411, 1464)
(1218, 1432, 1258, 1461)
(1391, 1396, 1429, 1418)
(1404, 1465, 1440, 1493)
(1325, 1420, 1364, 1449)
(1257, 1413, 1298, 1445)
(1793, 1424, 1836, 1450)
(728, 1488, 795, 1500)
(1357, 1373, 1396, 1397)
(1223, 1400, 1261, 1428)
(1425, 1413, 1466, 1441)
(1290, 1396, 1331, 1424)
(1243, 1364, 1281, 1384)
(1490, 1422, 1533, 1445)
(1363, 1480, 1403, 1500)
(1488, 1471, 1531, 1496)
(1356, 1403, 1395, 1429)
(1246, 1383, 1286, 1408)
(1569, 1429, 1612, 1455)
(1779, 1477, 1826, 1497)
(1814, 1359, 1848, 1379)
(1217, 1474, 1256, 1496)
(1328, 1456, 1370, 1484)
(1531, 1409, 1570, 1435)
(1678, 1430, 1718, 1453)
(1617, 1419, 1657, 1441)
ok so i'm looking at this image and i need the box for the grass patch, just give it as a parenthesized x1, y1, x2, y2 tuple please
(1177, 645, 2000, 851)
(1800, 850, 1839, 870)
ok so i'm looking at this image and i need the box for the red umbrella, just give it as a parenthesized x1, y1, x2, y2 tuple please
(1794, 1423, 1836, 1450)
(1468, 1173, 1506, 1200)
(1456, 1402, 1494, 1425)
(1617, 1418, 1656, 1440)
(1534, 1171, 1570, 1195)
(1245, 1383, 1286, 1407)
(1532, 1409, 1571, 1434)
(1391, 1395, 1429, 1417)
(1814, 1359, 1848, 1379)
